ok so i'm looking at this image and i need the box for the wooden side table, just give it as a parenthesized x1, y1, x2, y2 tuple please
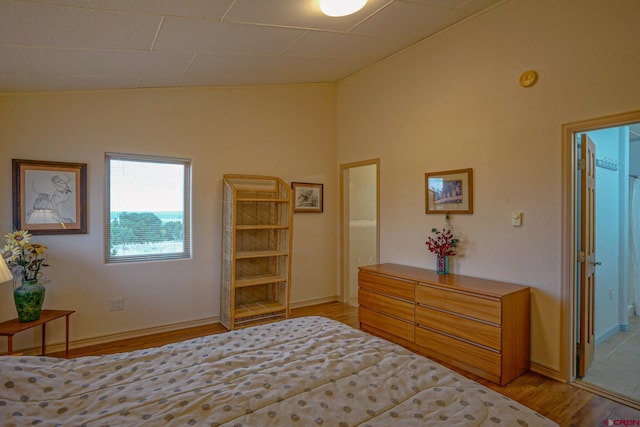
(0, 309, 75, 357)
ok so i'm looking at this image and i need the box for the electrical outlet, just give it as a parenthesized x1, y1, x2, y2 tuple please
(109, 297, 124, 311)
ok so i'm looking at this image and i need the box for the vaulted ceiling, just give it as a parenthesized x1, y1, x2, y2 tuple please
(0, 0, 503, 92)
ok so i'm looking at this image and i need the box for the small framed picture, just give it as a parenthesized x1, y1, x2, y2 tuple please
(425, 168, 473, 214)
(292, 182, 323, 213)
(12, 159, 88, 234)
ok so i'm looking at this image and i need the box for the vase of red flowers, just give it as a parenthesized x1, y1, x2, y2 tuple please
(426, 227, 458, 274)
(436, 255, 449, 274)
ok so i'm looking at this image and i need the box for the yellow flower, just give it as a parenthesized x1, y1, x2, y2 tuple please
(3, 230, 49, 281)
(31, 243, 48, 255)
(5, 230, 32, 246)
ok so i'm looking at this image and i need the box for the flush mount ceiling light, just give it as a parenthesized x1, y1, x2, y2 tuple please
(319, 0, 367, 17)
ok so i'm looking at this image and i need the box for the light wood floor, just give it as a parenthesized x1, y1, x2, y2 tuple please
(51, 302, 640, 426)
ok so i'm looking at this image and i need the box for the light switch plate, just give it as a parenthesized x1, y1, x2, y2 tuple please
(512, 211, 522, 227)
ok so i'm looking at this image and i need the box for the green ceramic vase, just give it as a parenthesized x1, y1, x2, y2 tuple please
(14, 279, 46, 322)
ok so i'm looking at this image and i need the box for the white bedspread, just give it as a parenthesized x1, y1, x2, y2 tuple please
(0, 316, 557, 426)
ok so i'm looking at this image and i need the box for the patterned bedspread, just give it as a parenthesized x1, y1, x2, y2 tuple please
(0, 316, 557, 426)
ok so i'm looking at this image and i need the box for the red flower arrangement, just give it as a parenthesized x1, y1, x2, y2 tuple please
(425, 227, 458, 258)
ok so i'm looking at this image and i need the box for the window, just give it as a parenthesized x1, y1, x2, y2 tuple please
(105, 153, 191, 263)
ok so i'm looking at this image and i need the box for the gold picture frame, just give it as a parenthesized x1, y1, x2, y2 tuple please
(425, 168, 473, 214)
(12, 159, 87, 234)
(292, 182, 323, 213)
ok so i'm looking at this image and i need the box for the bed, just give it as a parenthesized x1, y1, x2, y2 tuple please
(0, 316, 557, 426)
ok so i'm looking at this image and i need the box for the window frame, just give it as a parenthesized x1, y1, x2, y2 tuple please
(105, 152, 191, 264)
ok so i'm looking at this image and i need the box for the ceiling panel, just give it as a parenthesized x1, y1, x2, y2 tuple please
(0, 0, 506, 92)
(353, 1, 464, 41)
(25, 0, 234, 19)
(0, 0, 160, 49)
(406, 0, 501, 13)
(154, 17, 306, 55)
(0, 45, 30, 74)
(285, 31, 391, 59)
(26, 48, 193, 75)
(181, 53, 310, 87)
(0, 72, 142, 91)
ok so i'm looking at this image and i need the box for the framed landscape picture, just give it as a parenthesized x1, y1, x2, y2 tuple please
(12, 159, 87, 234)
(425, 168, 473, 214)
(292, 182, 323, 213)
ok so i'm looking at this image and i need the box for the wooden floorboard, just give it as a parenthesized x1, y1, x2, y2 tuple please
(50, 302, 640, 426)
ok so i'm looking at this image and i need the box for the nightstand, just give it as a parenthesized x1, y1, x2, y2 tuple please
(0, 309, 75, 357)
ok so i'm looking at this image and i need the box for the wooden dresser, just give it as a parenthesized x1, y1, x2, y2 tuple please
(358, 263, 530, 386)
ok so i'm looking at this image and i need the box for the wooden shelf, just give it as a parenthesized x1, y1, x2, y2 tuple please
(237, 198, 290, 203)
(235, 250, 288, 259)
(236, 224, 289, 230)
(233, 312, 287, 328)
(235, 274, 287, 288)
(235, 300, 287, 319)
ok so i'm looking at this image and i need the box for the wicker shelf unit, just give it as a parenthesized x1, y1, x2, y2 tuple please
(220, 174, 293, 330)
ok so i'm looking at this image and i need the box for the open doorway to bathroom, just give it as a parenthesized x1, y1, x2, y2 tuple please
(340, 159, 379, 307)
(567, 113, 640, 408)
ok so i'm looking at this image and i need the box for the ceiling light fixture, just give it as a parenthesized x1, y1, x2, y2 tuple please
(319, 0, 367, 17)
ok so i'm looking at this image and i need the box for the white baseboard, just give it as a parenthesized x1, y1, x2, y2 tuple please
(290, 295, 340, 309)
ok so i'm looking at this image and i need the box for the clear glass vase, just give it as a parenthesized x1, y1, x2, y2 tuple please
(436, 255, 449, 274)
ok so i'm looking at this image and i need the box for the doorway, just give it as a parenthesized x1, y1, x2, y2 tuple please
(562, 110, 640, 408)
(340, 159, 380, 306)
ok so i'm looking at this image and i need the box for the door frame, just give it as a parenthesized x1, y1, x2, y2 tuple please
(561, 109, 640, 382)
(339, 158, 380, 303)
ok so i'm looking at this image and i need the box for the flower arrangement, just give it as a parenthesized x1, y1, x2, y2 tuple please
(2, 230, 49, 282)
(425, 227, 458, 258)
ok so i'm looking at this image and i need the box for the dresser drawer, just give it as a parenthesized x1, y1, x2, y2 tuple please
(416, 284, 501, 324)
(415, 326, 501, 378)
(415, 305, 501, 351)
(359, 306, 414, 342)
(359, 289, 414, 322)
(359, 271, 415, 301)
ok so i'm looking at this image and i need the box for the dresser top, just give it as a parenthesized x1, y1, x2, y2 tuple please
(359, 263, 529, 297)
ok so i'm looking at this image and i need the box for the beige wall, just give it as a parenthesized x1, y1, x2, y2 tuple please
(336, 0, 640, 374)
(0, 84, 337, 351)
(2, 0, 640, 376)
